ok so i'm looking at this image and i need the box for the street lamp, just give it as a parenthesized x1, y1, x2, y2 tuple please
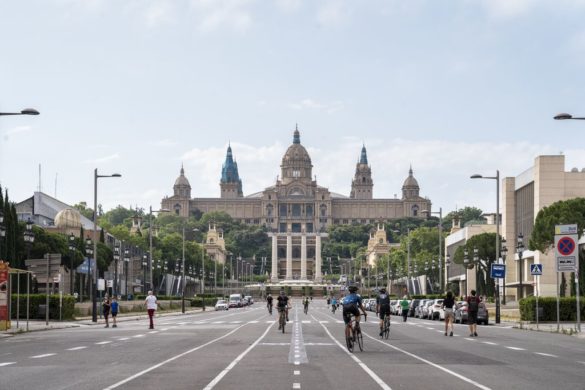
(85, 237, 93, 301)
(463, 248, 469, 295)
(68, 233, 76, 295)
(123, 245, 130, 298)
(0, 108, 39, 116)
(0, 211, 5, 259)
(24, 218, 35, 259)
(142, 253, 148, 293)
(501, 239, 508, 304)
(148, 206, 169, 292)
(473, 247, 480, 295)
(193, 228, 205, 294)
(554, 113, 585, 120)
(92, 168, 121, 322)
(470, 170, 501, 324)
(445, 254, 451, 291)
(422, 208, 443, 292)
(517, 233, 525, 300)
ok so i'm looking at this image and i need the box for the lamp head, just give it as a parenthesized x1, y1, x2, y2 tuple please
(470, 174, 483, 179)
(554, 113, 572, 120)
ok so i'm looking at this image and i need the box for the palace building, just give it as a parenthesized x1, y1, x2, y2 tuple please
(161, 127, 431, 282)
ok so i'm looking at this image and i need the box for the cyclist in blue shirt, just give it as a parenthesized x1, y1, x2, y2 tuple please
(342, 286, 367, 339)
(331, 296, 338, 313)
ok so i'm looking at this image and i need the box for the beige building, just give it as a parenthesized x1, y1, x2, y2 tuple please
(365, 223, 396, 267)
(502, 155, 585, 300)
(161, 127, 432, 282)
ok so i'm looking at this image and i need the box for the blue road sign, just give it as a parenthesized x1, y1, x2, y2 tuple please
(491, 263, 506, 279)
(530, 263, 543, 276)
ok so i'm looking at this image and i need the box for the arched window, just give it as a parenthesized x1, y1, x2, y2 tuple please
(411, 204, 419, 216)
(362, 176, 366, 183)
(266, 204, 273, 217)
(174, 204, 181, 215)
(320, 204, 327, 217)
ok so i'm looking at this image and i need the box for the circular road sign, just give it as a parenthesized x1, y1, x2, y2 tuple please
(557, 236, 576, 256)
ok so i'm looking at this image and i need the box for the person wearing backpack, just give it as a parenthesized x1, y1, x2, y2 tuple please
(466, 290, 481, 337)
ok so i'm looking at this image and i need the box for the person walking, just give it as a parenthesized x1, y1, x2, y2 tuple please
(443, 291, 456, 336)
(110, 296, 119, 328)
(102, 295, 111, 328)
(145, 290, 158, 329)
(466, 290, 481, 337)
(400, 295, 410, 322)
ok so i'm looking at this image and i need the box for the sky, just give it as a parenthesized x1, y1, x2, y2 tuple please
(2, 0, 585, 217)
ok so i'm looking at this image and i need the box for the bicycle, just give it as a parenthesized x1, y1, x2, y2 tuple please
(381, 313, 390, 339)
(303, 304, 309, 315)
(278, 307, 286, 333)
(332, 304, 337, 314)
(345, 313, 366, 352)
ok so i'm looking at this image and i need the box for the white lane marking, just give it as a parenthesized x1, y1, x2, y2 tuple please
(302, 320, 311, 324)
(464, 338, 475, 341)
(96, 341, 112, 345)
(364, 333, 492, 390)
(266, 320, 276, 324)
(505, 346, 525, 351)
(319, 321, 329, 324)
(293, 383, 301, 389)
(304, 343, 334, 346)
(177, 322, 188, 325)
(579, 361, 585, 365)
(104, 323, 250, 390)
(336, 321, 344, 324)
(133, 335, 145, 338)
(426, 327, 434, 330)
(534, 352, 558, 358)
(203, 323, 275, 390)
(160, 328, 169, 331)
(212, 321, 225, 324)
(249, 320, 259, 324)
(261, 342, 290, 346)
(230, 321, 242, 324)
(311, 315, 391, 390)
(30, 353, 56, 359)
(148, 331, 159, 334)
(482, 342, 498, 346)
(294, 370, 300, 375)
(118, 338, 130, 341)
(67, 346, 87, 351)
(0, 362, 16, 366)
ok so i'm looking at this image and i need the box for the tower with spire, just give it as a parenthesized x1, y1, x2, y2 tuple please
(402, 165, 420, 199)
(350, 144, 373, 199)
(220, 144, 243, 199)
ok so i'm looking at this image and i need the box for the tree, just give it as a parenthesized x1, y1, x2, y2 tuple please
(451, 232, 498, 298)
(72, 202, 94, 220)
(530, 198, 585, 297)
(443, 207, 484, 228)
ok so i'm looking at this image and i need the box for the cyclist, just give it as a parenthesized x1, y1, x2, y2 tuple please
(303, 296, 310, 314)
(376, 288, 391, 336)
(266, 294, 273, 314)
(342, 285, 367, 340)
(277, 290, 290, 322)
(331, 296, 338, 313)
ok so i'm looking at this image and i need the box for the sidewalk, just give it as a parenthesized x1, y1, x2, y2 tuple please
(0, 306, 210, 338)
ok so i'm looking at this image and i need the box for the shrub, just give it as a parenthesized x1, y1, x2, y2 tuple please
(519, 296, 585, 321)
(10, 294, 76, 320)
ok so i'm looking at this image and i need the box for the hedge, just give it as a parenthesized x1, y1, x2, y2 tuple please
(190, 297, 219, 307)
(10, 294, 76, 320)
(519, 296, 585, 321)
(134, 293, 223, 301)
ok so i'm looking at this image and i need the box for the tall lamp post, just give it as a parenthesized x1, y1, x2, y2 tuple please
(422, 208, 443, 292)
(0, 108, 39, 116)
(501, 239, 508, 304)
(463, 249, 469, 295)
(470, 170, 501, 324)
(68, 233, 76, 295)
(148, 206, 169, 292)
(113, 241, 120, 297)
(445, 254, 451, 291)
(91, 169, 121, 322)
(123, 245, 130, 298)
(85, 238, 93, 300)
(194, 228, 205, 294)
(181, 224, 186, 313)
(517, 233, 525, 300)
(24, 218, 35, 259)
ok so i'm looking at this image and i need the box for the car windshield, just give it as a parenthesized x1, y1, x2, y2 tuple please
(217, 300, 226, 304)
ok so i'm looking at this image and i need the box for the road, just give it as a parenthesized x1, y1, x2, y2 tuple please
(1, 299, 584, 390)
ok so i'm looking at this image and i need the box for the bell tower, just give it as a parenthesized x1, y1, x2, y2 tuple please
(350, 145, 373, 199)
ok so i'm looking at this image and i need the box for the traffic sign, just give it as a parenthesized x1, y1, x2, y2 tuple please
(491, 263, 506, 279)
(554, 232, 578, 272)
(530, 264, 543, 276)
(555, 224, 578, 235)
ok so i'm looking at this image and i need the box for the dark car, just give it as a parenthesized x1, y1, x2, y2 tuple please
(408, 299, 421, 317)
(455, 301, 489, 325)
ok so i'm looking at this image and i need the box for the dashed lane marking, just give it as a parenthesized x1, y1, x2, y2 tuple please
(95, 341, 112, 345)
(30, 354, 56, 359)
(0, 362, 17, 366)
(534, 352, 558, 358)
(293, 383, 301, 389)
(249, 321, 259, 324)
(266, 320, 276, 324)
(67, 346, 87, 351)
(212, 321, 225, 324)
(294, 370, 300, 375)
(230, 321, 242, 324)
(302, 320, 311, 324)
(505, 346, 525, 351)
(304, 343, 334, 346)
(132, 335, 145, 338)
(149, 331, 159, 334)
(118, 338, 130, 341)
(160, 328, 169, 331)
(482, 342, 498, 346)
(319, 321, 329, 324)
(261, 342, 290, 346)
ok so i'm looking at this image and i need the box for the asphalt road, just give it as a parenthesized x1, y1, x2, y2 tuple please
(1, 299, 584, 390)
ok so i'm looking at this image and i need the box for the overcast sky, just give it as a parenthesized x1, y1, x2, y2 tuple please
(2, 0, 585, 216)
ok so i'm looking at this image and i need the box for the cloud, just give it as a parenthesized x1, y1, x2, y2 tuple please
(84, 154, 120, 164)
(189, 0, 254, 32)
(3, 126, 31, 138)
(275, 0, 302, 13)
(152, 139, 178, 147)
(289, 98, 344, 113)
(475, 0, 535, 18)
(144, 0, 176, 27)
(317, 0, 351, 28)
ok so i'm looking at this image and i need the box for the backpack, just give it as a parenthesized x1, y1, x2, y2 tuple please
(468, 296, 479, 312)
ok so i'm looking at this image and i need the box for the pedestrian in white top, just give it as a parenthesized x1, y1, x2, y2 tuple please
(145, 291, 157, 329)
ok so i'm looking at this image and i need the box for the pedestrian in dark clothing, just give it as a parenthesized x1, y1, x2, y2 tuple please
(466, 290, 482, 337)
(102, 295, 111, 328)
(443, 291, 456, 336)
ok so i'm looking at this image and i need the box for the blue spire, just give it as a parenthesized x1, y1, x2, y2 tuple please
(293, 124, 300, 144)
(360, 144, 368, 165)
(221, 144, 241, 184)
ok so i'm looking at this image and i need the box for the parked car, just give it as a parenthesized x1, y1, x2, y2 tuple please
(229, 293, 242, 308)
(241, 297, 249, 306)
(244, 295, 254, 305)
(365, 298, 377, 311)
(428, 299, 444, 320)
(215, 299, 229, 311)
(455, 301, 489, 325)
(420, 300, 434, 319)
(408, 299, 421, 317)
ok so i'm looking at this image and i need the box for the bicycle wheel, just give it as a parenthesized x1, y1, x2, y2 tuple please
(384, 317, 390, 339)
(346, 332, 354, 352)
(281, 314, 286, 333)
(357, 327, 364, 351)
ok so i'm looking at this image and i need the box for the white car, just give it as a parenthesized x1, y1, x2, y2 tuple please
(244, 295, 254, 305)
(215, 299, 229, 311)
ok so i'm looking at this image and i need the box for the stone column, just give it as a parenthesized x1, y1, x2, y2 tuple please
(315, 233, 322, 282)
(301, 233, 307, 280)
(286, 232, 292, 280)
(271, 234, 278, 282)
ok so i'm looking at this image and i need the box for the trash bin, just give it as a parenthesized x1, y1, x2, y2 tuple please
(38, 304, 46, 319)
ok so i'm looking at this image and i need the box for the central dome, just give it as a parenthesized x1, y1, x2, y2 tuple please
(54, 208, 82, 229)
(281, 127, 313, 184)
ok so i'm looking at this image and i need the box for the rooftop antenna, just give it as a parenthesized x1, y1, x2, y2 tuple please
(38, 164, 42, 193)
(54, 173, 58, 198)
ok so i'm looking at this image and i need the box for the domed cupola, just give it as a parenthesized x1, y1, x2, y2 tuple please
(281, 125, 313, 185)
(402, 165, 420, 199)
(174, 164, 192, 198)
(54, 208, 82, 229)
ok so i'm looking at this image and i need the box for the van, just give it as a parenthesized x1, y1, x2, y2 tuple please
(229, 294, 242, 308)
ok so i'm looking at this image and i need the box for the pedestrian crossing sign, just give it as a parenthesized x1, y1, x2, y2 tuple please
(530, 264, 543, 276)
